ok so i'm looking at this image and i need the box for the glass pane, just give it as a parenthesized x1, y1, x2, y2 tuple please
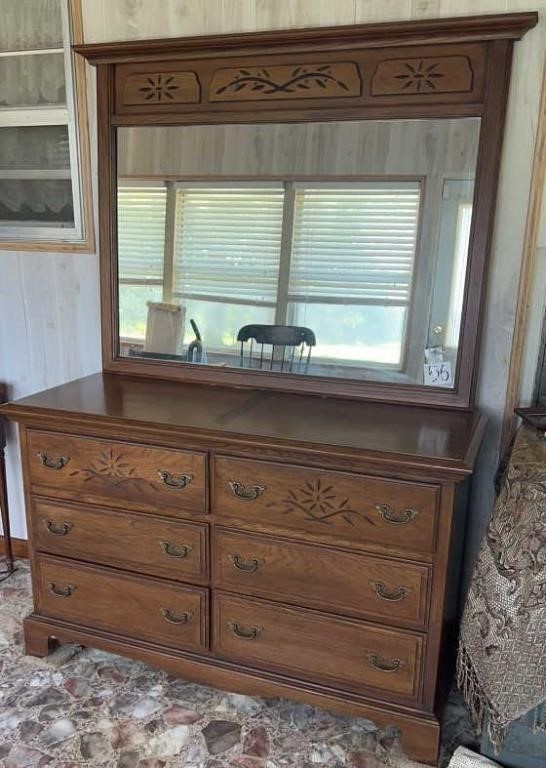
(180, 300, 275, 356)
(119, 285, 163, 341)
(0, 125, 70, 170)
(290, 303, 407, 368)
(117, 118, 480, 387)
(0, 179, 74, 226)
(0, 0, 63, 53)
(0, 53, 65, 108)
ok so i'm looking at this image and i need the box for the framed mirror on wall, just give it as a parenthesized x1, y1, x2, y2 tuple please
(116, 118, 480, 390)
(75, 15, 535, 407)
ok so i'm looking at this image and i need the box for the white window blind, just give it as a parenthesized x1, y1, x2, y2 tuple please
(173, 186, 284, 305)
(288, 182, 421, 305)
(117, 185, 167, 283)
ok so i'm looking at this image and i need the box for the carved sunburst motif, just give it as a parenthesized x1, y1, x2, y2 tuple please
(268, 478, 375, 527)
(395, 61, 444, 92)
(138, 74, 179, 102)
(70, 448, 157, 491)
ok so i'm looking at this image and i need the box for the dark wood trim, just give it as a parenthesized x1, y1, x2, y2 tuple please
(73, 13, 537, 64)
(456, 38, 515, 407)
(1, 536, 28, 559)
(97, 64, 118, 371)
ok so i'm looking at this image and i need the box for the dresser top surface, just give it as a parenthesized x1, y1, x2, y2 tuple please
(3, 373, 486, 474)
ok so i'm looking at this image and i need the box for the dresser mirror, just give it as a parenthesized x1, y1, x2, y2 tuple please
(78, 15, 534, 407)
(116, 117, 480, 389)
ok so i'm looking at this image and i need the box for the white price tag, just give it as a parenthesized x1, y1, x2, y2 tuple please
(423, 361, 453, 388)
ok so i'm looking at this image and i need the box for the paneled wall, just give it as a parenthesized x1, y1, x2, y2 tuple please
(1, 0, 545, 579)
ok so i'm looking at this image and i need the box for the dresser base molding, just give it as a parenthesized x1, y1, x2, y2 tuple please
(23, 613, 440, 764)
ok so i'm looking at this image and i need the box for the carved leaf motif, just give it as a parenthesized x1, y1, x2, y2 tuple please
(210, 62, 361, 101)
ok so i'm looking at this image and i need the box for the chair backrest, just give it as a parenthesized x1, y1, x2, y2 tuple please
(236, 324, 316, 373)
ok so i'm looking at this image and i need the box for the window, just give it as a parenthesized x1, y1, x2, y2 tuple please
(0, 0, 91, 246)
(117, 179, 422, 369)
(288, 183, 420, 365)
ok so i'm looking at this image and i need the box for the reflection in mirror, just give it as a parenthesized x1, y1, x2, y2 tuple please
(116, 118, 480, 388)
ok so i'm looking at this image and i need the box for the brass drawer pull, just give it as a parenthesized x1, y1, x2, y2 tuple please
(367, 652, 405, 673)
(45, 520, 73, 536)
(229, 480, 266, 501)
(370, 581, 410, 602)
(161, 608, 192, 624)
(48, 582, 75, 598)
(157, 470, 193, 489)
(160, 541, 193, 559)
(38, 452, 69, 470)
(375, 504, 418, 525)
(229, 554, 264, 573)
(228, 621, 262, 640)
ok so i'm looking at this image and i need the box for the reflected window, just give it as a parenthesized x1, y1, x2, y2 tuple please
(117, 179, 422, 369)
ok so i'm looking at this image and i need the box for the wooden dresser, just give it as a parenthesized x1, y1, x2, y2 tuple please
(3, 373, 486, 763)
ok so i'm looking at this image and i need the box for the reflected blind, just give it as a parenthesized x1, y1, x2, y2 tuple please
(289, 183, 421, 305)
(118, 185, 167, 283)
(173, 186, 284, 305)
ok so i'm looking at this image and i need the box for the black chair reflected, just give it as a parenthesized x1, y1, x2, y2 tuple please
(237, 324, 316, 373)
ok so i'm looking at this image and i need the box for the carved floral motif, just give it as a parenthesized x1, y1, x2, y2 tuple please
(266, 478, 375, 527)
(372, 56, 473, 97)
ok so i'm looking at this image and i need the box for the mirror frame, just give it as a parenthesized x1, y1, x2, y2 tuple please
(75, 12, 537, 409)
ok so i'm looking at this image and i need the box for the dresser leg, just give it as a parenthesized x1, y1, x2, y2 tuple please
(23, 617, 57, 657)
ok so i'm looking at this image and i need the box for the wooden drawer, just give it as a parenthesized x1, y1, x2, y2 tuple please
(214, 528, 429, 628)
(27, 431, 207, 515)
(214, 457, 439, 554)
(33, 500, 208, 584)
(35, 555, 208, 651)
(214, 593, 423, 702)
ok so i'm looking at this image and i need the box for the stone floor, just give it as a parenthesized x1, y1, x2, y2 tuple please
(0, 561, 478, 768)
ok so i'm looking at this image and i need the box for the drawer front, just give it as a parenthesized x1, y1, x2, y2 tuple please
(36, 555, 208, 651)
(27, 431, 207, 515)
(214, 528, 429, 628)
(214, 593, 423, 701)
(214, 457, 438, 554)
(33, 501, 208, 584)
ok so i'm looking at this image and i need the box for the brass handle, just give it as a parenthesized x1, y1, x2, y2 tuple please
(160, 541, 193, 559)
(229, 480, 266, 501)
(367, 652, 405, 673)
(161, 608, 192, 624)
(157, 470, 193, 489)
(229, 554, 264, 573)
(38, 452, 69, 470)
(228, 621, 262, 640)
(45, 520, 73, 536)
(370, 581, 410, 602)
(375, 504, 419, 525)
(48, 582, 74, 598)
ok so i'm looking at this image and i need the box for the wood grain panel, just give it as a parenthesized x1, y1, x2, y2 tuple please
(214, 456, 439, 553)
(214, 592, 424, 702)
(27, 430, 207, 515)
(35, 555, 208, 650)
(122, 70, 201, 106)
(213, 528, 430, 628)
(209, 62, 361, 101)
(33, 500, 208, 583)
(371, 55, 473, 96)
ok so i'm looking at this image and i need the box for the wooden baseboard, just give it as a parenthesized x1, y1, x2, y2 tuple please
(0, 536, 29, 559)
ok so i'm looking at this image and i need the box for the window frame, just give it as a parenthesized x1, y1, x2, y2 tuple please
(116, 175, 424, 372)
(0, 0, 94, 251)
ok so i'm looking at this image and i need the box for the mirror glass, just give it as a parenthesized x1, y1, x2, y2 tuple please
(116, 118, 480, 388)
